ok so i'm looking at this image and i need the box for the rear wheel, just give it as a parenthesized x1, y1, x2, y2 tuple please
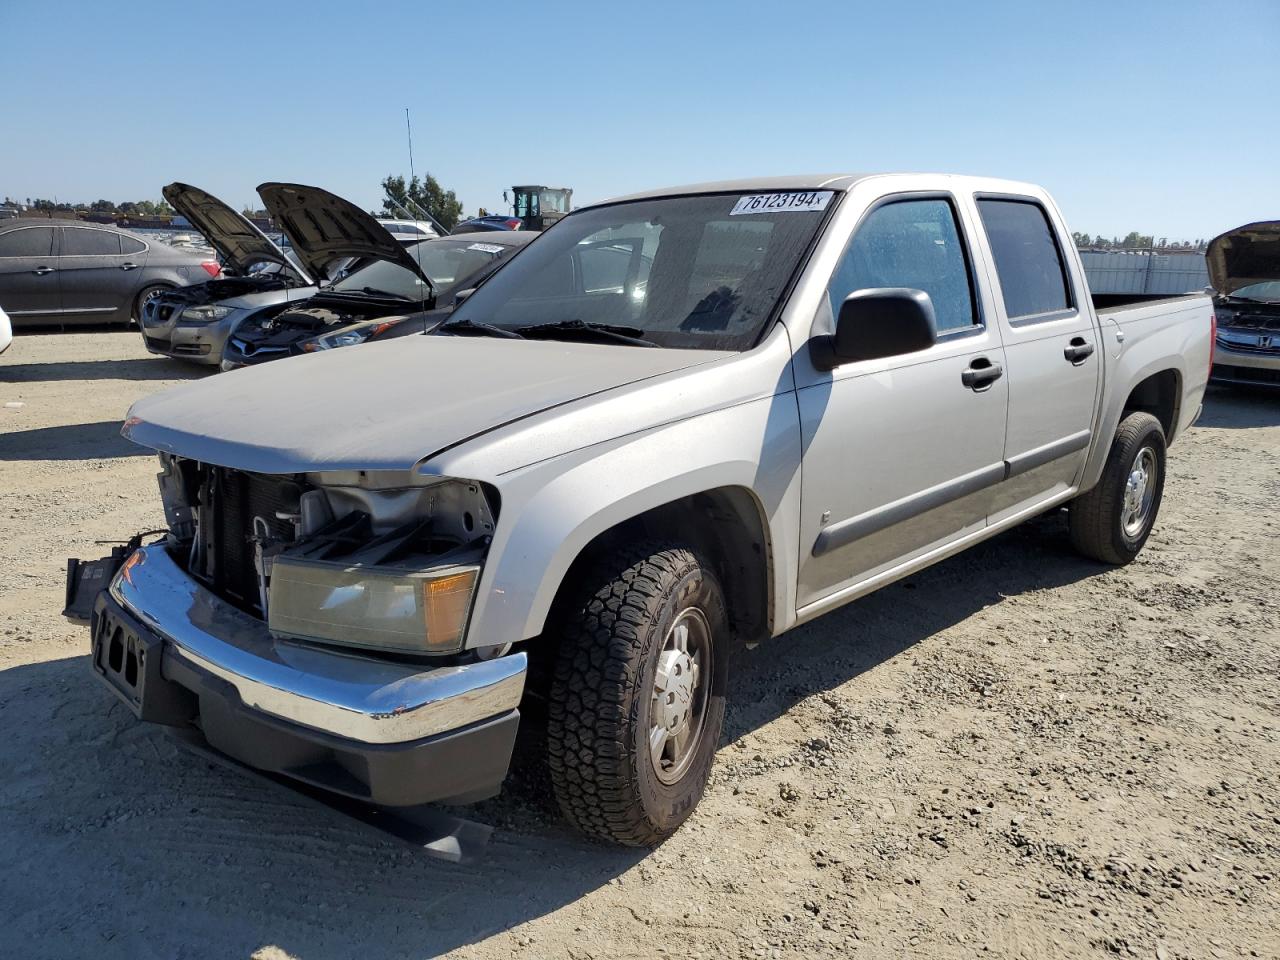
(133, 284, 171, 324)
(546, 541, 728, 846)
(1069, 412, 1166, 564)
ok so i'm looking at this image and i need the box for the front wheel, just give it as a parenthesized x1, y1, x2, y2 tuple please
(1069, 412, 1167, 564)
(546, 542, 728, 846)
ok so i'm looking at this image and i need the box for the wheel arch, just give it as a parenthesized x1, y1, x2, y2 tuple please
(1081, 357, 1188, 493)
(551, 485, 775, 649)
(1121, 368, 1182, 443)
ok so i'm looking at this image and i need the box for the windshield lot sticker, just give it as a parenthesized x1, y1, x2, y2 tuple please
(730, 191, 833, 216)
(466, 242, 506, 254)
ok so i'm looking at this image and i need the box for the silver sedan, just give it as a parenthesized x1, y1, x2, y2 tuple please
(139, 276, 317, 364)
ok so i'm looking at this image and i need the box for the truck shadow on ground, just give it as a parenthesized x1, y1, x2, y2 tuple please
(0, 357, 211, 383)
(0, 420, 154, 459)
(719, 510, 1096, 745)
(0, 513, 1106, 960)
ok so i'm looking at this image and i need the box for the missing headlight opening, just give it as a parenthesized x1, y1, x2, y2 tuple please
(154, 454, 495, 654)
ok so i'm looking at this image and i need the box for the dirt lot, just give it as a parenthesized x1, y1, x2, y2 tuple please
(1, 331, 1277, 960)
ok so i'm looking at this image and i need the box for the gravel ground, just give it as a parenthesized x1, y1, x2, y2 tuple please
(1, 331, 1277, 960)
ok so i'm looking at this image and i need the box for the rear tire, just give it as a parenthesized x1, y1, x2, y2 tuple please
(133, 284, 171, 324)
(546, 541, 728, 847)
(1069, 412, 1166, 564)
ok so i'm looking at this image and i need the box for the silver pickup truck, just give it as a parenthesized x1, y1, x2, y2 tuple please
(69, 174, 1213, 847)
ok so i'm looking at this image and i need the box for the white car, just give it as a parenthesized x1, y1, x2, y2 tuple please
(0, 303, 11, 354)
(377, 219, 441, 243)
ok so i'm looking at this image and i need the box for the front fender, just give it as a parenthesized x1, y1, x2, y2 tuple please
(462, 392, 804, 647)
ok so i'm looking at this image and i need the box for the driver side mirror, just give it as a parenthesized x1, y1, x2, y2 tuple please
(810, 287, 938, 370)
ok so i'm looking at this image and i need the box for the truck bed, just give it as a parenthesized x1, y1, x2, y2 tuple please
(1092, 291, 1210, 314)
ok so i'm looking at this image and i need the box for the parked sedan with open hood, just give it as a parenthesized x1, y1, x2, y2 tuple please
(139, 183, 320, 364)
(283, 231, 538, 356)
(222, 184, 534, 367)
(1208, 221, 1280, 388)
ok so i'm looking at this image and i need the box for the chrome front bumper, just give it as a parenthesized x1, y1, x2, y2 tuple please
(109, 545, 526, 745)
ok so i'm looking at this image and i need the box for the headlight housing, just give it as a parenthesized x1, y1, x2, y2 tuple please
(268, 556, 480, 655)
(180, 304, 234, 323)
(301, 316, 407, 352)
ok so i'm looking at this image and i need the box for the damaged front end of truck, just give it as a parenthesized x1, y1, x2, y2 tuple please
(65, 453, 526, 808)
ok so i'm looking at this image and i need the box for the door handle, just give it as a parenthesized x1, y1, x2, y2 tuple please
(1064, 337, 1094, 364)
(961, 356, 1003, 391)
(120, 262, 140, 270)
(33, 265, 55, 275)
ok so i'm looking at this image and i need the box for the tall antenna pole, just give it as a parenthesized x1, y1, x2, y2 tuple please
(405, 107, 416, 184)
(399, 107, 446, 234)
(402, 107, 433, 311)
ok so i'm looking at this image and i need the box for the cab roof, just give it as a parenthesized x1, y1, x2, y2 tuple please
(604, 174, 873, 204)
(598, 173, 1048, 206)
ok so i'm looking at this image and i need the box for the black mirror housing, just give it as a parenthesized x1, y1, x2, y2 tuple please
(811, 287, 939, 370)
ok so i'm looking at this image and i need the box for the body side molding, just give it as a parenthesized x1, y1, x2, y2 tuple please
(812, 462, 1006, 557)
(811, 429, 1093, 558)
(1004, 429, 1092, 479)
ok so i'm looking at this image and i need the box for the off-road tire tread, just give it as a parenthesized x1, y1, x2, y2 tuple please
(546, 541, 712, 847)
(1069, 411, 1165, 564)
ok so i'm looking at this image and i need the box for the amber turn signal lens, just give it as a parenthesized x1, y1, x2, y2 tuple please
(423, 570, 478, 651)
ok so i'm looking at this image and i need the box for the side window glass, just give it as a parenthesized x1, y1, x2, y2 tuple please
(976, 199, 1071, 319)
(828, 198, 976, 333)
(120, 235, 146, 255)
(62, 228, 122, 256)
(0, 227, 55, 257)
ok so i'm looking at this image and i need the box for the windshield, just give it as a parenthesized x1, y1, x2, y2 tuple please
(448, 192, 834, 350)
(1227, 281, 1280, 303)
(331, 239, 510, 300)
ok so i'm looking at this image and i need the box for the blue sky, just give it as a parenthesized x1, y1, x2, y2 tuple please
(2, 0, 1276, 240)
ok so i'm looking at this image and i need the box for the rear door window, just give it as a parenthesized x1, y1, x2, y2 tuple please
(120, 235, 147, 254)
(828, 198, 977, 333)
(62, 227, 122, 256)
(976, 199, 1072, 319)
(0, 226, 56, 257)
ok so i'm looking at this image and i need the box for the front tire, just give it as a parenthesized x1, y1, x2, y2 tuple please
(1069, 412, 1167, 564)
(546, 542, 728, 846)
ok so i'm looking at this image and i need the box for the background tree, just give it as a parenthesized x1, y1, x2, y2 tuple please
(1120, 231, 1155, 249)
(380, 173, 464, 230)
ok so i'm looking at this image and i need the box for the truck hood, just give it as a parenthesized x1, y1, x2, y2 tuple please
(258, 182, 433, 290)
(162, 182, 309, 283)
(122, 337, 729, 474)
(1206, 221, 1280, 295)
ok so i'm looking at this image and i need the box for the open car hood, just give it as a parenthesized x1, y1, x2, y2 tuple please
(162, 182, 308, 282)
(1206, 221, 1280, 295)
(257, 182, 433, 289)
(122, 336, 730, 474)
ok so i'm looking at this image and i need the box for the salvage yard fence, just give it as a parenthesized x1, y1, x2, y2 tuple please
(1079, 250, 1210, 296)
